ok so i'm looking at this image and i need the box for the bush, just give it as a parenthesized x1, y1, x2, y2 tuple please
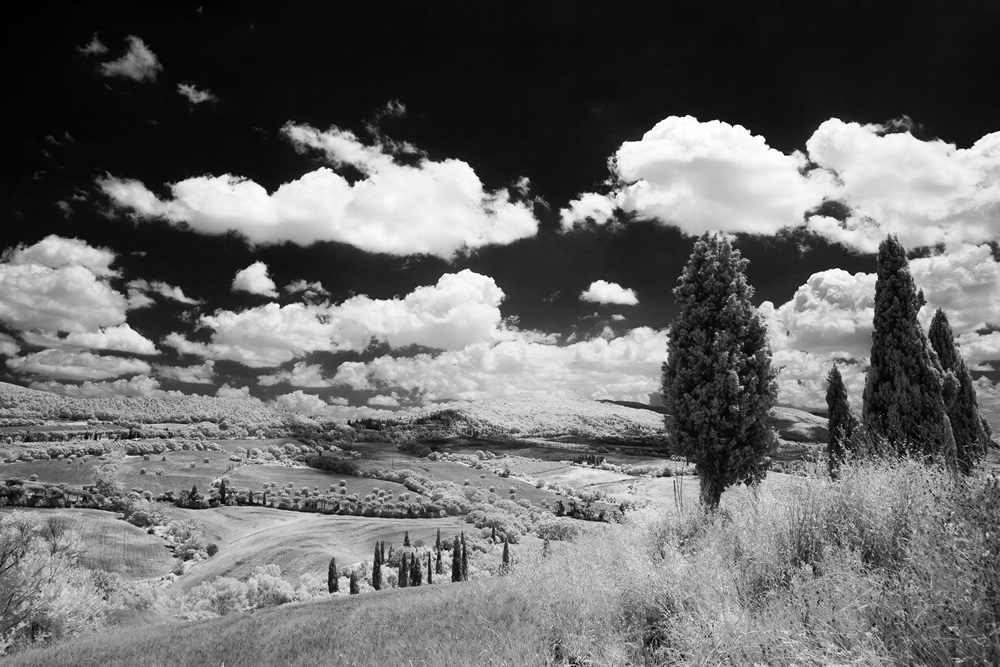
(206, 543, 219, 557)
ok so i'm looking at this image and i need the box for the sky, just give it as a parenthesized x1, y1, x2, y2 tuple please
(3, 2, 1000, 423)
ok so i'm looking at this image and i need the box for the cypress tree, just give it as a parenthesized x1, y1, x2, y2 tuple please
(410, 551, 422, 586)
(451, 536, 462, 582)
(380, 541, 386, 563)
(219, 478, 227, 504)
(825, 364, 858, 478)
(435, 528, 441, 553)
(399, 553, 409, 588)
(461, 532, 468, 581)
(663, 232, 778, 509)
(403, 531, 410, 547)
(862, 236, 955, 463)
(372, 542, 382, 591)
(349, 570, 359, 595)
(427, 552, 433, 584)
(500, 537, 510, 575)
(490, 525, 496, 542)
(328, 556, 338, 593)
(929, 308, 988, 472)
(435, 545, 443, 575)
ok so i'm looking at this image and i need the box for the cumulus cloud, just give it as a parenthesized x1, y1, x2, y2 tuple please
(21, 324, 157, 356)
(177, 82, 216, 105)
(804, 119, 1000, 251)
(77, 33, 108, 56)
(561, 115, 1000, 254)
(99, 123, 538, 257)
(127, 279, 202, 305)
(562, 116, 832, 235)
(6, 349, 152, 381)
(0, 237, 127, 333)
(232, 261, 278, 298)
(30, 375, 163, 399)
(155, 360, 216, 385)
(166, 269, 506, 368)
(257, 361, 333, 387)
(332, 327, 668, 404)
(215, 384, 257, 401)
(284, 279, 329, 298)
(368, 394, 400, 407)
(99, 35, 162, 82)
(580, 280, 639, 306)
(0, 333, 20, 357)
(270, 390, 336, 416)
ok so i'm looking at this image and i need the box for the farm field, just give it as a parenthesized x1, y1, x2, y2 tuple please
(349, 442, 565, 507)
(0, 507, 172, 578)
(226, 464, 418, 500)
(165, 505, 471, 591)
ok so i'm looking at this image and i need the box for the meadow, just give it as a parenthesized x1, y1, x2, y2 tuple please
(9, 458, 999, 666)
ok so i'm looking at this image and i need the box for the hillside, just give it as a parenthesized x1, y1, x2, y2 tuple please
(0, 381, 314, 437)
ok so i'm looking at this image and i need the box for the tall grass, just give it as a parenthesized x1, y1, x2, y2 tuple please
(10, 459, 1000, 665)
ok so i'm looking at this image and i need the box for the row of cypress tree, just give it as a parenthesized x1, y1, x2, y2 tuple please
(827, 236, 990, 475)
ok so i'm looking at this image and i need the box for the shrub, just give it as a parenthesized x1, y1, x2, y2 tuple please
(206, 543, 219, 557)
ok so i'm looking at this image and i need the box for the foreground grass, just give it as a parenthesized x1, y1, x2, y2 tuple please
(11, 459, 1000, 665)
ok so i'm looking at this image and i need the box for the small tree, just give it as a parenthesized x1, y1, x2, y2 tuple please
(399, 554, 409, 588)
(929, 308, 988, 472)
(410, 551, 422, 586)
(435, 545, 443, 575)
(426, 552, 433, 585)
(826, 364, 858, 478)
(218, 479, 228, 504)
(451, 536, 462, 582)
(663, 232, 778, 509)
(349, 571, 359, 595)
(327, 556, 338, 593)
(435, 528, 441, 553)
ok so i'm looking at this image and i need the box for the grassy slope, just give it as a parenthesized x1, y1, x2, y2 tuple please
(0, 507, 172, 579)
(165, 505, 469, 591)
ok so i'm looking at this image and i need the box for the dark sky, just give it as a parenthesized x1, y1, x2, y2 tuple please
(2, 1, 999, 418)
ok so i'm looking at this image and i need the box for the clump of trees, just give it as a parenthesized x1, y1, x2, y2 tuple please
(662, 233, 778, 509)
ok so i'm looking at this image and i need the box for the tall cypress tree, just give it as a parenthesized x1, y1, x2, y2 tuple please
(435, 528, 441, 553)
(451, 536, 462, 582)
(435, 544, 443, 575)
(410, 551, 422, 586)
(461, 532, 468, 581)
(372, 542, 383, 591)
(399, 553, 409, 588)
(327, 556, 338, 593)
(349, 570, 359, 595)
(929, 308, 988, 472)
(500, 537, 511, 575)
(426, 552, 433, 584)
(403, 531, 410, 547)
(826, 364, 858, 478)
(663, 232, 778, 509)
(862, 236, 955, 463)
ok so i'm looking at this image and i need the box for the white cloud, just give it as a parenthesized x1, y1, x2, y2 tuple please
(166, 269, 506, 368)
(177, 82, 216, 105)
(559, 192, 616, 229)
(805, 119, 1000, 251)
(232, 261, 278, 297)
(4, 234, 117, 277)
(270, 390, 335, 416)
(284, 279, 329, 298)
(258, 361, 333, 387)
(0, 239, 127, 333)
(563, 116, 832, 235)
(332, 327, 669, 404)
(0, 333, 19, 357)
(155, 360, 216, 385)
(215, 384, 257, 401)
(910, 245, 1000, 334)
(368, 394, 400, 407)
(77, 33, 108, 56)
(6, 349, 151, 381)
(21, 323, 157, 355)
(580, 280, 639, 306)
(30, 375, 163, 399)
(127, 279, 202, 305)
(99, 123, 538, 257)
(99, 35, 162, 82)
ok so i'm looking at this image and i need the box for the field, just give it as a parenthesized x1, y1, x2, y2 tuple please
(163, 505, 471, 591)
(225, 464, 418, 500)
(0, 507, 172, 579)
